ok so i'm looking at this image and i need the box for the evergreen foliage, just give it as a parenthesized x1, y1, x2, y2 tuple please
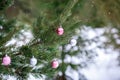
(0, 0, 120, 79)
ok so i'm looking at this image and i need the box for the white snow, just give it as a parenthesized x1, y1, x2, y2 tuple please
(79, 26, 120, 80)
(5, 30, 33, 47)
(80, 49, 120, 80)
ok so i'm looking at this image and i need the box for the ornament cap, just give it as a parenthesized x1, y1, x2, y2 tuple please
(5, 54, 8, 56)
(59, 25, 62, 28)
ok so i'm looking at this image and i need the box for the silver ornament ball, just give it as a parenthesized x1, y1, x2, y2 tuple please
(70, 39, 77, 46)
(30, 56, 37, 66)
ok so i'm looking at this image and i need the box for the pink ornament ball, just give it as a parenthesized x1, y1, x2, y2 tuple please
(51, 60, 59, 69)
(56, 27, 64, 35)
(2, 55, 11, 66)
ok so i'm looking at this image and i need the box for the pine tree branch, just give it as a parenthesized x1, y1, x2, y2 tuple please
(14, 39, 41, 55)
(0, 27, 21, 47)
(29, 40, 41, 47)
(59, 0, 79, 24)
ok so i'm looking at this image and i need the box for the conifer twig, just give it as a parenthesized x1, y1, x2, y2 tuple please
(59, 0, 79, 24)
(0, 27, 21, 46)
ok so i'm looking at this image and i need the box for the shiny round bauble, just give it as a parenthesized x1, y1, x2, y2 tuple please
(51, 60, 59, 69)
(30, 56, 37, 66)
(56, 27, 64, 35)
(70, 39, 77, 46)
(2, 55, 11, 66)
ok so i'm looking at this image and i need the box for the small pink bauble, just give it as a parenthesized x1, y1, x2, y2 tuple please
(56, 27, 64, 35)
(2, 55, 11, 66)
(51, 60, 59, 68)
